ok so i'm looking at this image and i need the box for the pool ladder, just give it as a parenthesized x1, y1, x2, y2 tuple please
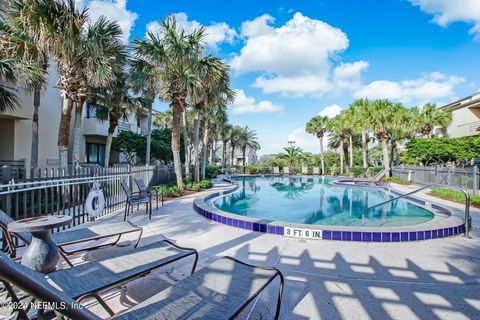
(360, 184, 471, 238)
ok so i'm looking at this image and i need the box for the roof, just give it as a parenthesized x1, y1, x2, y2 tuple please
(440, 92, 480, 111)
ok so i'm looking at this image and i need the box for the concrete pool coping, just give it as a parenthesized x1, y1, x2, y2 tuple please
(193, 175, 466, 242)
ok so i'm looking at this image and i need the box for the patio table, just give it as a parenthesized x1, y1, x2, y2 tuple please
(8, 215, 72, 273)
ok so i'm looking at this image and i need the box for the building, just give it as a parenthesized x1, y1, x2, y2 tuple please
(215, 144, 258, 166)
(440, 92, 480, 138)
(0, 65, 157, 174)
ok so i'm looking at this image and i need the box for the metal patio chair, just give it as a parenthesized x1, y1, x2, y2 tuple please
(0, 210, 143, 267)
(134, 178, 164, 210)
(0, 252, 283, 320)
(0, 240, 198, 319)
(121, 181, 152, 221)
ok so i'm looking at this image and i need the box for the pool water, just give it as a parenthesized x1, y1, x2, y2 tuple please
(213, 176, 434, 227)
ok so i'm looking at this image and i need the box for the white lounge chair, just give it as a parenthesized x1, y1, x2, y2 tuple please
(312, 167, 320, 175)
(273, 167, 280, 175)
(283, 167, 290, 175)
(301, 166, 308, 175)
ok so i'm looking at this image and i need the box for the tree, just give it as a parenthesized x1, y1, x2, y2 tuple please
(305, 115, 329, 174)
(236, 126, 260, 173)
(419, 103, 452, 138)
(154, 110, 173, 129)
(278, 146, 304, 174)
(368, 99, 394, 176)
(219, 123, 233, 169)
(327, 115, 349, 174)
(351, 98, 372, 168)
(112, 131, 145, 165)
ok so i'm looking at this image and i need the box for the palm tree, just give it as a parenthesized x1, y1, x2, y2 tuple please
(351, 98, 371, 168)
(154, 110, 173, 129)
(419, 103, 452, 138)
(229, 126, 241, 166)
(327, 115, 349, 174)
(0, 0, 49, 173)
(305, 115, 329, 174)
(341, 108, 356, 171)
(219, 123, 233, 169)
(236, 126, 260, 173)
(368, 99, 394, 176)
(279, 146, 304, 174)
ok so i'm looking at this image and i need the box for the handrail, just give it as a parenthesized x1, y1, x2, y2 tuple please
(361, 184, 471, 238)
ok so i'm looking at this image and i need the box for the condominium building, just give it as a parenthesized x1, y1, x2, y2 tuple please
(440, 92, 480, 138)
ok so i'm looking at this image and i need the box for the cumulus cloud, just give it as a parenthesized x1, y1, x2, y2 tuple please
(319, 104, 343, 118)
(408, 0, 480, 38)
(146, 13, 236, 49)
(354, 72, 465, 105)
(231, 12, 367, 97)
(230, 89, 283, 114)
(76, 0, 138, 44)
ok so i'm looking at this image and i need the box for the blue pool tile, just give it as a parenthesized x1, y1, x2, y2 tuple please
(459, 224, 465, 234)
(275, 226, 284, 235)
(268, 225, 276, 234)
(444, 228, 450, 237)
(453, 227, 458, 235)
(353, 232, 362, 241)
(226, 218, 232, 226)
(425, 230, 431, 240)
(221, 216, 227, 224)
(212, 213, 217, 221)
(401, 232, 409, 241)
(260, 224, 267, 233)
(432, 229, 437, 239)
(438, 229, 443, 238)
(372, 232, 381, 242)
(417, 231, 424, 240)
(253, 222, 260, 232)
(245, 221, 253, 230)
(362, 232, 372, 242)
(233, 219, 239, 227)
(239, 220, 245, 229)
(207, 212, 212, 219)
(323, 230, 332, 240)
(342, 231, 352, 241)
(392, 233, 400, 242)
(332, 231, 341, 240)
(409, 232, 417, 241)
(448, 227, 453, 236)
(382, 233, 391, 242)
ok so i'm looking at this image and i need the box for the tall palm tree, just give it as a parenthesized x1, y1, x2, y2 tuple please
(219, 123, 233, 169)
(236, 126, 260, 173)
(327, 115, 349, 174)
(341, 107, 356, 171)
(419, 103, 452, 138)
(0, 0, 49, 173)
(279, 146, 304, 174)
(229, 126, 241, 166)
(305, 115, 329, 174)
(368, 99, 394, 176)
(154, 110, 173, 129)
(351, 98, 371, 168)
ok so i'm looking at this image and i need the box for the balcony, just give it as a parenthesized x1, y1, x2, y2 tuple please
(82, 119, 131, 137)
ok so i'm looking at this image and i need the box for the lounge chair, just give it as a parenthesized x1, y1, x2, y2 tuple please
(0, 253, 284, 319)
(121, 181, 152, 221)
(283, 167, 290, 175)
(0, 240, 198, 319)
(273, 167, 280, 175)
(301, 166, 308, 175)
(0, 210, 143, 266)
(134, 178, 164, 210)
(312, 167, 320, 175)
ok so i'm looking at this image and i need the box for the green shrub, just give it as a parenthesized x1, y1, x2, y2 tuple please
(199, 180, 213, 189)
(185, 179, 213, 191)
(350, 166, 368, 178)
(430, 188, 480, 208)
(157, 184, 181, 198)
(205, 165, 221, 179)
(384, 176, 413, 184)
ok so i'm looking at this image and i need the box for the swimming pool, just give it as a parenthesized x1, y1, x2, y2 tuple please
(213, 176, 433, 227)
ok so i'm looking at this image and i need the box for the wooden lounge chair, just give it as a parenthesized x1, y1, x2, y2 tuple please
(0, 210, 143, 267)
(312, 167, 320, 175)
(0, 240, 198, 319)
(134, 178, 164, 210)
(0, 253, 283, 320)
(121, 181, 152, 221)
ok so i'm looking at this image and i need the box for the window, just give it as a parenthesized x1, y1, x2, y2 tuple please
(86, 143, 106, 166)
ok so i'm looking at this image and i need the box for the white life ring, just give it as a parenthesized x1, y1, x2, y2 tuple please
(85, 182, 105, 217)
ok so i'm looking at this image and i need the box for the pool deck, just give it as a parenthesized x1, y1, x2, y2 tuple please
(64, 179, 480, 319)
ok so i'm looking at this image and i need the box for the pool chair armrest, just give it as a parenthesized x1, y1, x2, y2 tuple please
(162, 239, 199, 274)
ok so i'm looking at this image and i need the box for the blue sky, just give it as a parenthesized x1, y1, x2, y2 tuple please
(80, 0, 480, 155)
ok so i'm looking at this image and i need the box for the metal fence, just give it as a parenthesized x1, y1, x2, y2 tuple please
(392, 165, 480, 195)
(0, 164, 178, 226)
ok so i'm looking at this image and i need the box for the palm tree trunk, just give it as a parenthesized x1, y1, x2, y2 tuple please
(58, 96, 73, 169)
(172, 98, 184, 192)
(318, 136, 325, 175)
(361, 129, 368, 168)
(210, 139, 217, 164)
(339, 140, 345, 174)
(72, 96, 86, 167)
(31, 84, 41, 177)
(381, 138, 390, 177)
(242, 147, 246, 173)
(104, 115, 118, 168)
(192, 107, 201, 182)
(231, 143, 235, 166)
(201, 119, 209, 180)
(145, 103, 153, 165)
(349, 134, 353, 170)
(181, 110, 191, 182)
(221, 141, 227, 169)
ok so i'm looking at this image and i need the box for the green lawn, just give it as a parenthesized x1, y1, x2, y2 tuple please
(430, 188, 480, 208)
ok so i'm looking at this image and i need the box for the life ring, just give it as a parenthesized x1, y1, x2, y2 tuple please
(85, 182, 105, 217)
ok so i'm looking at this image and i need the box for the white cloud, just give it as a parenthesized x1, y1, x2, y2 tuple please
(409, 0, 480, 38)
(354, 72, 465, 105)
(231, 12, 367, 97)
(146, 13, 236, 49)
(288, 127, 319, 152)
(76, 0, 138, 44)
(230, 89, 283, 114)
(319, 104, 343, 118)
